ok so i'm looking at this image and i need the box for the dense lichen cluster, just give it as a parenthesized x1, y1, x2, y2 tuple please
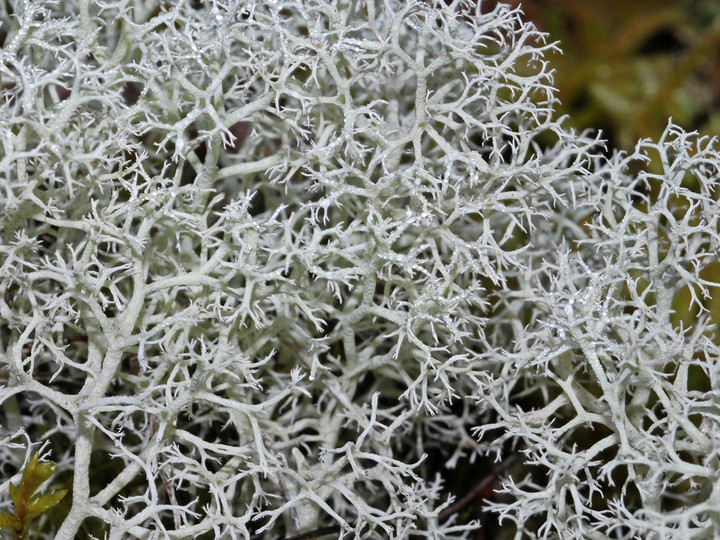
(1, 1, 719, 538)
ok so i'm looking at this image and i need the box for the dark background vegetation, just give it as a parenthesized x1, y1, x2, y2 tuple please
(493, 0, 720, 149)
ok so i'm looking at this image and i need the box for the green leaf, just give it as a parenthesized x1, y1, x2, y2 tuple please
(18, 453, 50, 498)
(27, 489, 68, 520)
(0, 511, 17, 530)
(0, 452, 66, 539)
(7, 483, 19, 508)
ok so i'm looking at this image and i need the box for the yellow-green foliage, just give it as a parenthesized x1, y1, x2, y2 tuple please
(0, 453, 67, 540)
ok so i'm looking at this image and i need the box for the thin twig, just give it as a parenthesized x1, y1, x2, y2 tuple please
(277, 470, 301, 531)
(150, 415, 183, 529)
(438, 454, 517, 520)
(270, 455, 517, 540)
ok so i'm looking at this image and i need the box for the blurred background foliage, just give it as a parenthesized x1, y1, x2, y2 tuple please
(491, 0, 720, 150)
